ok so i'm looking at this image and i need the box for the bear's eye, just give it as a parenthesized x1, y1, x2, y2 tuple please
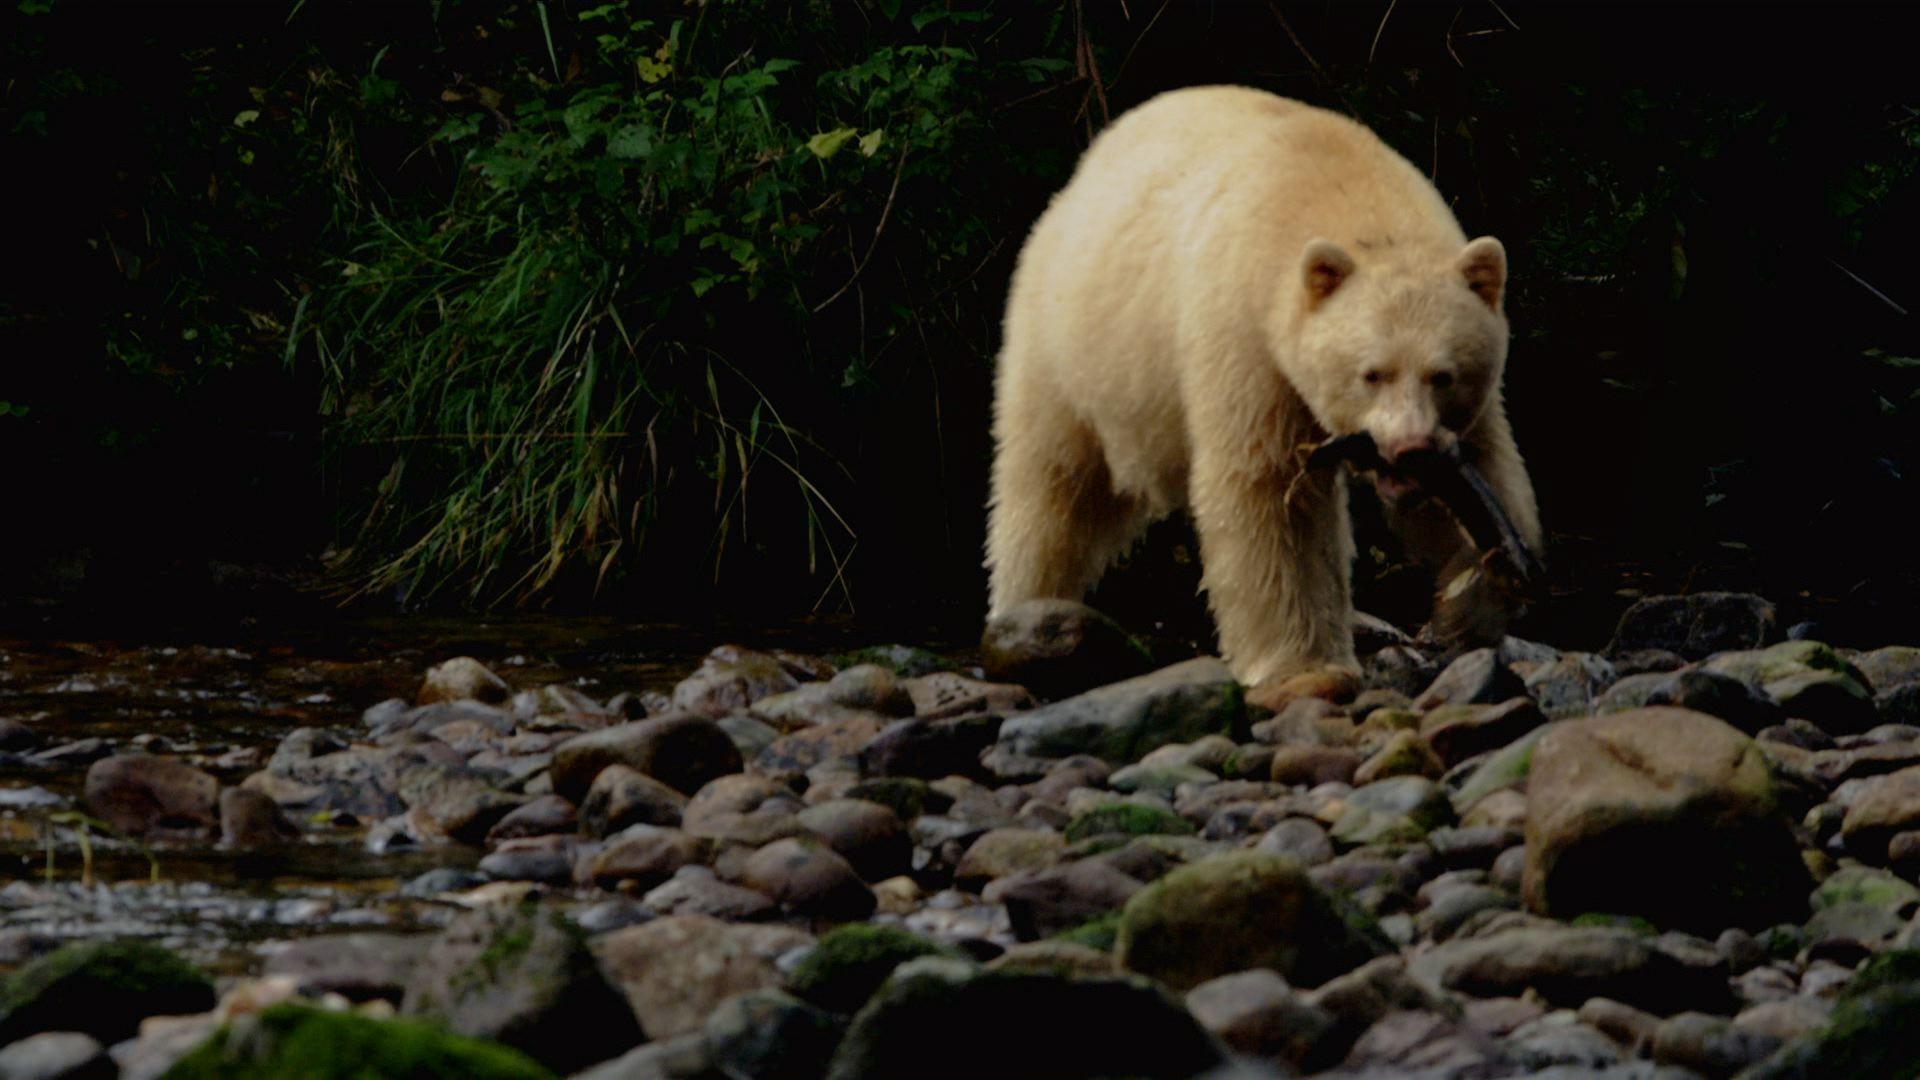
(1429, 371, 1455, 390)
(1363, 369, 1385, 386)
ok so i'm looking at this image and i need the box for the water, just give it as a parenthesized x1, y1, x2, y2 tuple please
(0, 612, 934, 972)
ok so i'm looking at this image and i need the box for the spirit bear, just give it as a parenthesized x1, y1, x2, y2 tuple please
(985, 86, 1541, 689)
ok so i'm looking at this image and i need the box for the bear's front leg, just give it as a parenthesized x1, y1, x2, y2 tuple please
(1189, 448, 1359, 692)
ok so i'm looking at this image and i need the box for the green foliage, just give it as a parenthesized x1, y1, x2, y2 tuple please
(298, 2, 1076, 605)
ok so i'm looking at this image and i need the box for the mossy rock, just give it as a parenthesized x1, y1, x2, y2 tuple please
(161, 1003, 554, 1079)
(1745, 981, 1920, 1079)
(1843, 950, 1920, 1002)
(828, 645, 954, 678)
(788, 924, 963, 1015)
(825, 956, 1222, 1080)
(1063, 803, 1194, 844)
(400, 902, 639, 1073)
(1570, 912, 1659, 936)
(1812, 865, 1920, 914)
(844, 778, 951, 820)
(0, 940, 215, 1045)
(1049, 912, 1122, 953)
(1115, 851, 1391, 991)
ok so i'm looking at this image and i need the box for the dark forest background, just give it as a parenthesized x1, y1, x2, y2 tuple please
(3, 1, 1917, 648)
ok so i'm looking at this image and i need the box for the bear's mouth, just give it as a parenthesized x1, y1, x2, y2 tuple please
(1373, 470, 1423, 502)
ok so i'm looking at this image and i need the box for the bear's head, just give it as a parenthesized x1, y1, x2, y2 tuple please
(1277, 235, 1509, 492)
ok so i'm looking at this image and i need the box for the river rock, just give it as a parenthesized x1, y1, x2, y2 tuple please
(902, 672, 1036, 719)
(824, 956, 1224, 1080)
(672, 646, 802, 716)
(856, 712, 1001, 779)
(1186, 968, 1337, 1067)
(479, 835, 579, 885)
(954, 827, 1066, 890)
(795, 799, 909, 881)
(402, 902, 640, 1072)
(1839, 765, 1920, 860)
(754, 713, 890, 782)
(81, 754, 218, 838)
(418, 657, 511, 706)
(161, 1004, 548, 1079)
(1413, 648, 1527, 710)
(703, 988, 843, 1080)
(992, 657, 1244, 770)
(592, 915, 812, 1040)
(1353, 730, 1443, 783)
(1422, 698, 1547, 768)
(1597, 668, 1784, 734)
(1330, 776, 1454, 846)
(1116, 851, 1389, 991)
(582, 826, 707, 891)
(399, 766, 527, 844)
(751, 664, 914, 727)
(1525, 652, 1619, 720)
(741, 838, 876, 920)
(579, 764, 686, 836)
(217, 786, 299, 848)
(0, 941, 214, 1045)
(1523, 708, 1809, 931)
(550, 714, 742, 802)
(641, 866, 776, 921)
(1410, 924, 1729, 1013)
(0, 1031, 106, 1080)
(788, 924, 960, 1014)
(1269, 746, 1362, 786)
(261, 932, 430, 1002)
(989, 859, 1146, 940)
(1609, 592, 1778, 659)
(485, 794, 577, 842)
(980, 599, 1153, 700)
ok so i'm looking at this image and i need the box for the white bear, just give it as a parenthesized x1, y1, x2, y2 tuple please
(985, 86, 1541, 689)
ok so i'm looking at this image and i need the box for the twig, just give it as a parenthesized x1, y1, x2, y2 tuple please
(1829, 258, 1911, 316)
(1268, 2, 1326, 77)
(1369, 0, 1400, 66)
(1111, 0, 1174, 89)
(1485, 0, 1520, 30)
(812, 152, 909, 314)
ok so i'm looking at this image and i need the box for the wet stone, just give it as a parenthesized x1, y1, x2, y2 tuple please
(741, 838, 876, 920)
(592, 915, 813, 1041)
(0, 1030, 106, 1080)
(979, 598, 1153, 700)
(642, 866, 777, 921)
(579, 764, 686, 837)
(82, 753, 218, 839)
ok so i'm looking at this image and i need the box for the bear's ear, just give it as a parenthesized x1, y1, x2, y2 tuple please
(1457, 236, 1507, 311)
(1301, 238, 1356, 308)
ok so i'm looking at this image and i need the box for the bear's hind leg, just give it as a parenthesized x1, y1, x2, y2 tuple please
(986, 382, 1146, 616)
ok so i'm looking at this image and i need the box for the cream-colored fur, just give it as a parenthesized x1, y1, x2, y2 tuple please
(986, 86, 1540, 687)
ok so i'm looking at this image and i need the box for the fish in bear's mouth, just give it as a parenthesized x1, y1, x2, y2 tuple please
(1306, 432, 1545, 589)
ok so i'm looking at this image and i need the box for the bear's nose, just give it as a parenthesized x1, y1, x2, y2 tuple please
(1380, 434, 1436, 464)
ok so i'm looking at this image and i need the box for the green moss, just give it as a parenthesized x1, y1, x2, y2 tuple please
(1814, 866, 1920, 913)
(1063, 803, 1195, 844)
(1570, 912, 1659, 936)
(162, 1003, 554, 1079)
(789, 925, 962, 1015)
(0, 940, 215, 1045)
(1745, 983, 1920, 1079)
(844, 778, 950, 820)
(1844, 950, 1920, 1002)
(1049, 912, 1122, 952)
(828, 646, 953, 678)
